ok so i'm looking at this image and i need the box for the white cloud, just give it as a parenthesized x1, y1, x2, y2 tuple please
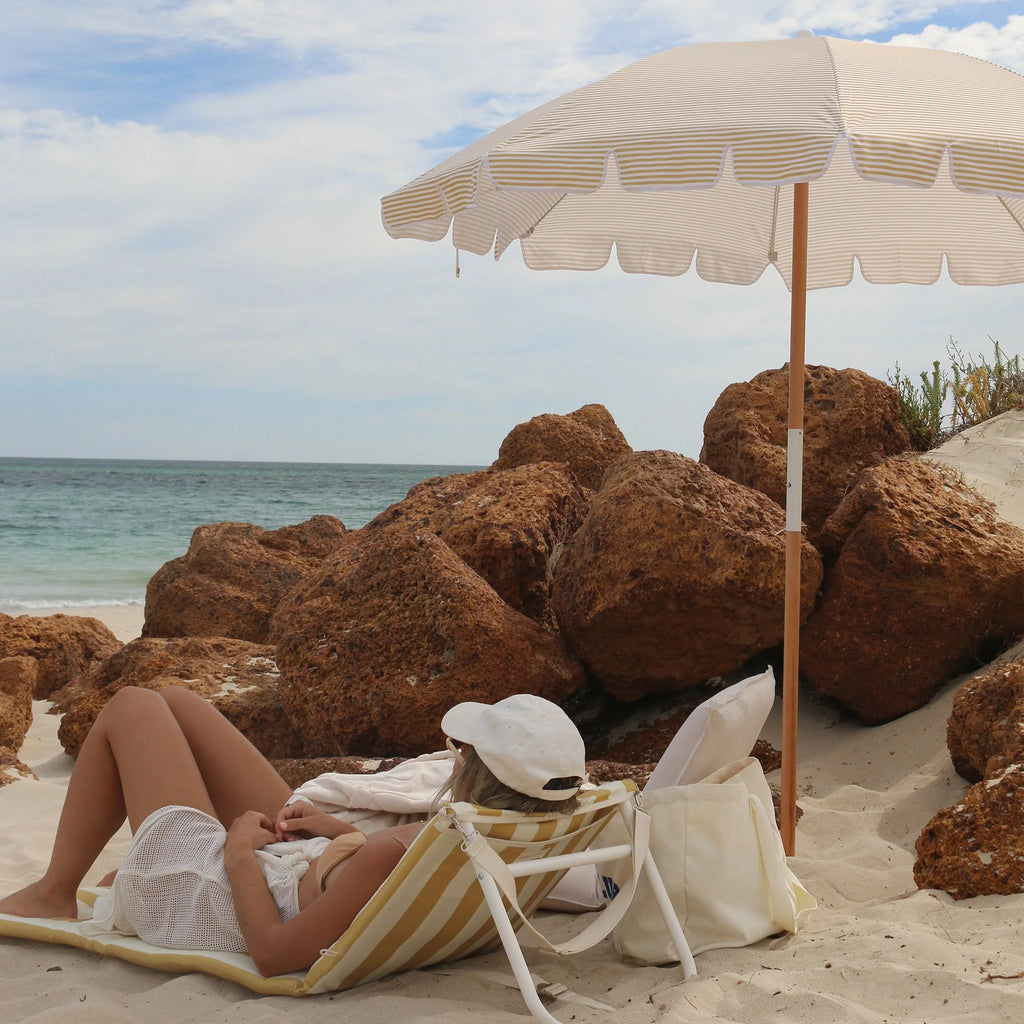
(1, 1, 1023, 462)
(889, 13, 1024, 69)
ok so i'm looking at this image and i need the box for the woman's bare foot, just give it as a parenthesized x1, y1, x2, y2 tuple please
(0, 879, 79, 920)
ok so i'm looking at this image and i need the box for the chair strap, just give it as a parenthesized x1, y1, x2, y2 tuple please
(458, 805, 651, 956)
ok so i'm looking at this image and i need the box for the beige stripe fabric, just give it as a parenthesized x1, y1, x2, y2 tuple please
(381, 36, 1024, 290)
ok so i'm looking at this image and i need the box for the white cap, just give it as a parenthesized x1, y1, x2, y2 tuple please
(441, 694, 586, 801)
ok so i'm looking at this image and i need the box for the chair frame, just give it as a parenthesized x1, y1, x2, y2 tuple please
(447, 790, 696, 1024)
(0, 782, 695, 1023)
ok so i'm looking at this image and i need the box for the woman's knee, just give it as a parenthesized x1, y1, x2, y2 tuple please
(159, 685, 190, 709)
(100, 685, 166, 724)
(159, 685, 208, 720)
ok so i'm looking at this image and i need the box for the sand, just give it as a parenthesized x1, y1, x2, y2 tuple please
(58, 604, 146, 645)
(3, 418, 1024, 1023)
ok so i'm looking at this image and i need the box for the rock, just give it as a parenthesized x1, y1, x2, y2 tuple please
(947, 660, 1024, 784)
(550, 451, 823, 700)
(914, 763, 1024, 899)
(143, 515, 348, 643)
(271, 755, 410, 790)
(492, 404, 632, 490)
(0, 656, 35, 753)
(802, 457, 1024, 724)
(582, 760, 654, 790)
(0, 747, 36, 786)
(269, 525, 585, 757)
(53, 636, 298, 760)
(368, 463, 589, 624)
(0, 613, 121, 700)
(700, 365, 911, 543)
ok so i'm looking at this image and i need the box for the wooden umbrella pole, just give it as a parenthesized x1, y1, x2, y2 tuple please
(781, 181, 809, 856)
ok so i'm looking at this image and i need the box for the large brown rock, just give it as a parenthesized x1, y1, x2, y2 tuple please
(53, 636, 298, 759)
(915, 763, 1024, 899)
(946, 659, 1024, 784)
(143, 515, 348, 643)
(0, 656, 35, 752)
(550, 451, 823, 701)
(802, 458, 1024, 724)
(0, 613, 121, 699)
(269, 525, 585, 757)
(491, 404, 632, 490)
(700, 365, 911, 543)
(368, 463, 589, 625)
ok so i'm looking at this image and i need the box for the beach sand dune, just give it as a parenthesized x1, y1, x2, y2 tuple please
(4, 416, 1024, 1022)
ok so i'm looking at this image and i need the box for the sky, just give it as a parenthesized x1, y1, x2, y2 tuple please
(2, 1, 1023, 465)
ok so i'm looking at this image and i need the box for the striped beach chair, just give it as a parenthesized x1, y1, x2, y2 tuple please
(0, 780, 694, 1023)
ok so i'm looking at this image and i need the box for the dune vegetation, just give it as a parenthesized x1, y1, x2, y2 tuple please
(888, 338, 1024, 451)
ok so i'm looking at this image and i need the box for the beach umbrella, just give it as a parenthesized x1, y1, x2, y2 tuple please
(379, 34, 1024, 853)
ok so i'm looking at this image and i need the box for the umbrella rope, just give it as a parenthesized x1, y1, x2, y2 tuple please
(521, 195, 567, 240)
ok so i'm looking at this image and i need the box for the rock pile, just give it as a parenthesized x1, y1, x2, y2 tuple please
(551, 451, 821, 700)
(802, 458, 1024, 722)
(0, 612, 121, 786)
(701, 363, 911, 543)
(143, 515, 348, 642)
(269, 524, 583, 756)
(915, 658, 1024, 898)
(51, 636, 297, 759)
(11, 379, 1024, 795)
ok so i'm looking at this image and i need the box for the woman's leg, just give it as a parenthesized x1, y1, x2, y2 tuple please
(158, 686, 292, 825)
(0, 686, 216, 919)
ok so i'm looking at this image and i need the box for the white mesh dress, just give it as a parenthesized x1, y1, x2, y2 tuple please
(81, 805, 329, 952)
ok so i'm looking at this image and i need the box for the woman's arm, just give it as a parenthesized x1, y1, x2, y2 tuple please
(274, 800, 362, 841)
(225, 815, 413, 977)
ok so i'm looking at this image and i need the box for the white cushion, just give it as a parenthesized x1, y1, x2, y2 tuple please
(540, 865, 608, 912)
(644, 667, 776, 790)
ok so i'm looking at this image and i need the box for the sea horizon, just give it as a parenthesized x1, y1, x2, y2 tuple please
(0, 457, 482, 613)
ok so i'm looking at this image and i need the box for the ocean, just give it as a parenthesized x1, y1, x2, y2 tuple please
(0, 458, 480, 613)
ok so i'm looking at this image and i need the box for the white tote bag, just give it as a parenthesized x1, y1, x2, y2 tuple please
(612, 757, 816, 964)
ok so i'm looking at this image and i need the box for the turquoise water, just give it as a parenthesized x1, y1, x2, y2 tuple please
(0, 458, 479, 612)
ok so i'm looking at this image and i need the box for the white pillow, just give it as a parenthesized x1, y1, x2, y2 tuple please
(540, 864, 609, 912)
(644, 667, 776, 790)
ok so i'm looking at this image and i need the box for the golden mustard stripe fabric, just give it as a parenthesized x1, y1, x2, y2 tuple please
(380, 35, 1024, 290)
(307, 783, 632, 993)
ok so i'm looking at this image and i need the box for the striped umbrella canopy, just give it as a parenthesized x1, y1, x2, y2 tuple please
(381, 34, 1024, 853)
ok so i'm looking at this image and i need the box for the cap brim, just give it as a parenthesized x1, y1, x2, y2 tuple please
(440, 701, 488, 743)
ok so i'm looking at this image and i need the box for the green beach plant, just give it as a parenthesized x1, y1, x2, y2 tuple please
(947, 338, 1024, 433)
(886, 359, 947, 451)
(888, 337, 1024, 451)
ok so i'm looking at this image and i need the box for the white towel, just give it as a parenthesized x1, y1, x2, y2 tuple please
(287, 751, 456, 833)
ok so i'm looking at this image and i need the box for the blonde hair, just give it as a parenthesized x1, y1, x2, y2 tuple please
(435, 745, 579, 815)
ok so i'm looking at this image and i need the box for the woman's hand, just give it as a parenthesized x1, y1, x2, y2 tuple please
(275, 801, 359, 841)
(227, 810, 277, 855)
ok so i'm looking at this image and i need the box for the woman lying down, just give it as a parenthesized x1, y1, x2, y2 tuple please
(0, 687, 586, 976)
